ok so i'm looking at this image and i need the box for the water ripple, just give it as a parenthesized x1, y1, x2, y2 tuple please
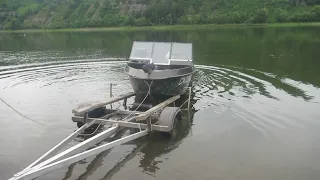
(193, 64, 319, 137)
(0, 58, 320, 180)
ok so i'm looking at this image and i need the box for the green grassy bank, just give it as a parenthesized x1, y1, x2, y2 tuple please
(1, 22, 320, 33)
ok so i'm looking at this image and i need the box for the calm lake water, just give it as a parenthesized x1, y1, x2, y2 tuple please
(1, 26, 320, 180)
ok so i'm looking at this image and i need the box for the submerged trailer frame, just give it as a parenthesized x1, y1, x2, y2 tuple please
(9, 88, 191, 180)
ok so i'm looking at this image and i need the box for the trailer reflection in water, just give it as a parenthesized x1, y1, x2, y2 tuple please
(138, 91, 197, 175)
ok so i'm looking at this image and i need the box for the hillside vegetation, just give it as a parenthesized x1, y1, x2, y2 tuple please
(0, 0, 320, 30)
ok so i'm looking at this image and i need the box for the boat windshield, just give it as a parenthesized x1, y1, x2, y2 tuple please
(129, 41, 192, 65)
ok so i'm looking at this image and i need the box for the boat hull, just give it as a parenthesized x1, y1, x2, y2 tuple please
(129, 74, 193, 96)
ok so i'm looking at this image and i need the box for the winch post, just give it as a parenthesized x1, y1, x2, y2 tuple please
(188, 87, 191, 111)
(84, 112, 88, 123)
(110, 83, 113, 109)
(123, 98, 127, 110)
(147, 117, 152, 132)
(187, 87, 192, 133)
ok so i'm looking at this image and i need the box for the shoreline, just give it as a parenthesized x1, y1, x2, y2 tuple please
(1, 22, 320, 33)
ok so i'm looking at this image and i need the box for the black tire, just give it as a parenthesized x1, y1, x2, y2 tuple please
(166, 116, 179, 137)
(157, 107, 181, 138)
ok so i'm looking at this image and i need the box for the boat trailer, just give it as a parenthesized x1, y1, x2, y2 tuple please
(9, 88, 191, 180)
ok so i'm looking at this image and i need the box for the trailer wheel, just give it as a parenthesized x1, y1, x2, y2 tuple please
(158, 107, 182, 137)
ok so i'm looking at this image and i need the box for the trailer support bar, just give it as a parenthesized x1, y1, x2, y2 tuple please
(10, 130, 148, 180)
(72, 116, 171, 132)
(72, 92, 135, 114)
(13, 120, 97, 177)
(31, 125, 119, 171)
(135, 95, 180, 121)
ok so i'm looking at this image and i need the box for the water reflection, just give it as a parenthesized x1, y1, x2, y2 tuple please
(195, 65, 314, 102)
(1, 27, 320, 180)
(2, 26, 319, 87)
(138, 93, 197, 175)
(61, 129, 141, 180)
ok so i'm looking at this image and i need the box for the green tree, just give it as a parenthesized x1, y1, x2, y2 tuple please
(0, 0, 7, 8)
(135, 17, 150, 26)
(4, 17, 22, 29)
(166, 13, 173, 25)
(274, 9, 289, 22)
(292, 12, 312, 22)
(231, 12, 244, 23)
(251, 8, 269, 23)
(1, 0, 320, 30)
(310, 5, 320, 21)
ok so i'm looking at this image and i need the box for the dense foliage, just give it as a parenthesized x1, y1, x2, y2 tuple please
(1, 0, 320, 30)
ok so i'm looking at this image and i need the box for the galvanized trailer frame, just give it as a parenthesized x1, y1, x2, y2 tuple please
(9, 88, 191, 180)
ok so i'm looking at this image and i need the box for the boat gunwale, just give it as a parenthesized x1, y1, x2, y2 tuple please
(124, 64, 195, 80)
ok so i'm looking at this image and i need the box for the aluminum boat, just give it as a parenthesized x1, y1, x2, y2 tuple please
(125, 41, 195, 97)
